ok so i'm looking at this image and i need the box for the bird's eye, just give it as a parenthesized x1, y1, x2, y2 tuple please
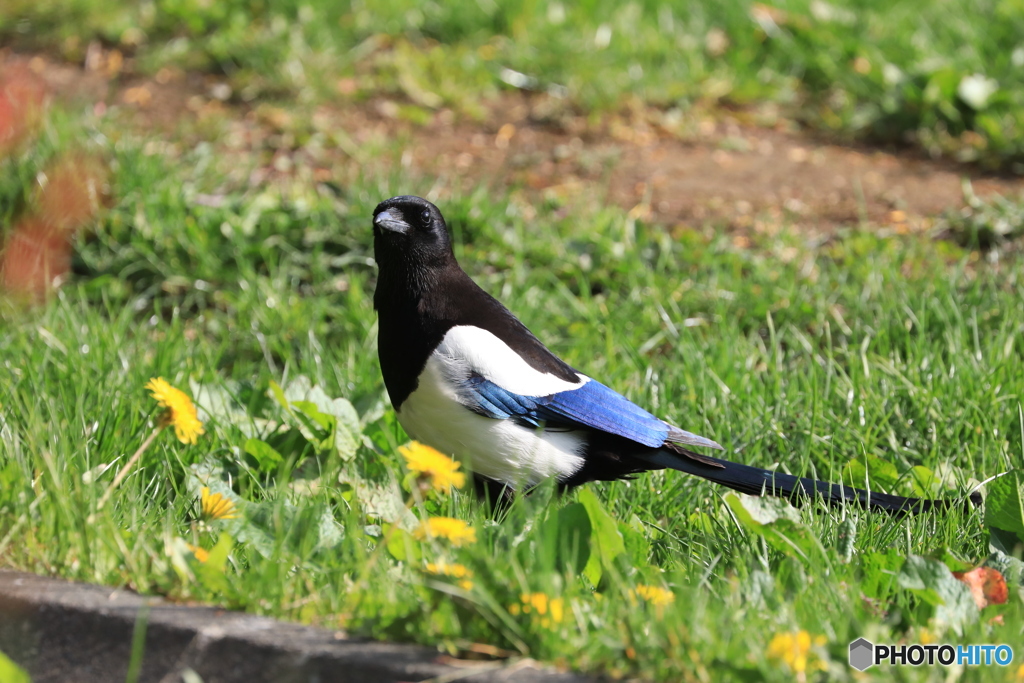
(421, 209, 432, 225)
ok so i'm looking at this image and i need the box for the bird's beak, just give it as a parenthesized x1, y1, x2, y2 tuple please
(374, 209, 410, 234)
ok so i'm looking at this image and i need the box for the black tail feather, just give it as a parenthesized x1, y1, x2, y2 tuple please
(640, 449, 980, 515)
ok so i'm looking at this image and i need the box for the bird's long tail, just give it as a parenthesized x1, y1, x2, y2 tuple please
(639, 449, 978, 515)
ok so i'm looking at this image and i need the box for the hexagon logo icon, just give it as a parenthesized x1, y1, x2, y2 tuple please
(849, 638, 874, 671)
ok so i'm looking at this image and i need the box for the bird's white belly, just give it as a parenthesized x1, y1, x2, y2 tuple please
(396, 358, 586, 487)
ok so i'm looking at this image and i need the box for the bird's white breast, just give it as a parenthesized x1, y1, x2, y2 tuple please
(396, 326, 587, 487)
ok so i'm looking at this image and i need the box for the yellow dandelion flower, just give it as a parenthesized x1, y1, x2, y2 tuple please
(414, 517, 477, 546)
(199, 486, 239, 521)
(525, 592, 550, 615)
(424, 562, 474, 590)
(399, 441, 466, 491)
(511, 593, 565, 627)
(146, 377, 204, 445)
(186, 543, 209, 563)
(549, 597, 564, 624)
(425, 561, 471, 578)
(631, 584, 676, 607)
(767, 630, 828, 674)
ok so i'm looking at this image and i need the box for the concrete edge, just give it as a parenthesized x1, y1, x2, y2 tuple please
(0, 569, 598, 683)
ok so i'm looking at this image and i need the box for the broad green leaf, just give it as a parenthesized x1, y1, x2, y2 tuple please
(190, 379, 253, 434)
(936, 548, 973, 573)
(300, 392, 362, 460)
(281, 375, 315, 404)
(196, 533, 234, 594)
(907, 465, 940, 498)
(726, 491, 800, 525)
(842, 454, 900, 491)
(742, 569, 777, 609)
(291, 400, 335, 431)
(232, 500, 344, 560)
(688, 510, 716, 535)
(0, 648, 31, 683)
(898, 555, 978, 634)
(904, 462, 964, 498)
(315, 508, 345, 551)
(725, 493, 827, 565)
(166, 536, 197, 583)
(984, 470, 1024, 543)
(328, 398, 362, 461)
(278, 376, 363, 458)
(268, 380, 291, 413)
(296, 378, 335, 417)
(537, 502, 591, 574)
(898, 564, 953, 608)
(619, 514, 650, 567)
(984, 548, 1024, 586)
(244, 438, 284, 471)
(264, 428, 317, 462)
(340, 473, 418, 529)
(205, 532, 233, 571)
(578, 488, 625, 586)
(859, 548, 904, 599)
(232, 505, 276, 559)
(989, 526, 1024, 557)
(384, 525, 421, 562)
(287, 401, 335, 452)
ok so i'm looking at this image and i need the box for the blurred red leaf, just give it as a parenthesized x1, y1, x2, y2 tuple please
(1, 219, 71, 300)
(0, 95, 14, 137)
(0, 67, 47, 156)
(4, 69, 46, 110)
(37, 155, 108, 230)
(952, 567, 1009, 610)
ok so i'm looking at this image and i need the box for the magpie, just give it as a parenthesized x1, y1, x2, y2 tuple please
(372, 195, 964, 514)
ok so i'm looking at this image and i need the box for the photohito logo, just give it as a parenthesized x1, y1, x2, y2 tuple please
(849, 638, 1014, 671)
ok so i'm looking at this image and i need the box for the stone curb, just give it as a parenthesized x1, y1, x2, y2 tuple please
(0, 570, 597, 683)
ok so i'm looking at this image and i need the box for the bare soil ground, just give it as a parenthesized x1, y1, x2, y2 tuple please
(8, 48, 1024, 234)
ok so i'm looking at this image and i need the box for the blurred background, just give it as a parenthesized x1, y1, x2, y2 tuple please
(3, 0, 1024, 302)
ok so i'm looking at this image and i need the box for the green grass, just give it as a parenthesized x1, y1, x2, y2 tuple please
(4, 0, 1024, 168)
(2, 106, 1024, 681)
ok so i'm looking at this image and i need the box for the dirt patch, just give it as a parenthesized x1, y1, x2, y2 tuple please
(404, 103, 1024, 233)
(8, 48, 1024, 233)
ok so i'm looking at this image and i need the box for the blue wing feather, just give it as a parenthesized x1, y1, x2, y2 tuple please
(541, 380, 668, 447)
(460, 374, 670, 447)
(463, 374, 542, 425)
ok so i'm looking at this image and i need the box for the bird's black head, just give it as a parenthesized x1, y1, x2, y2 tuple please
(372, 196, 458, 304)
(373, 195, 453, 264)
